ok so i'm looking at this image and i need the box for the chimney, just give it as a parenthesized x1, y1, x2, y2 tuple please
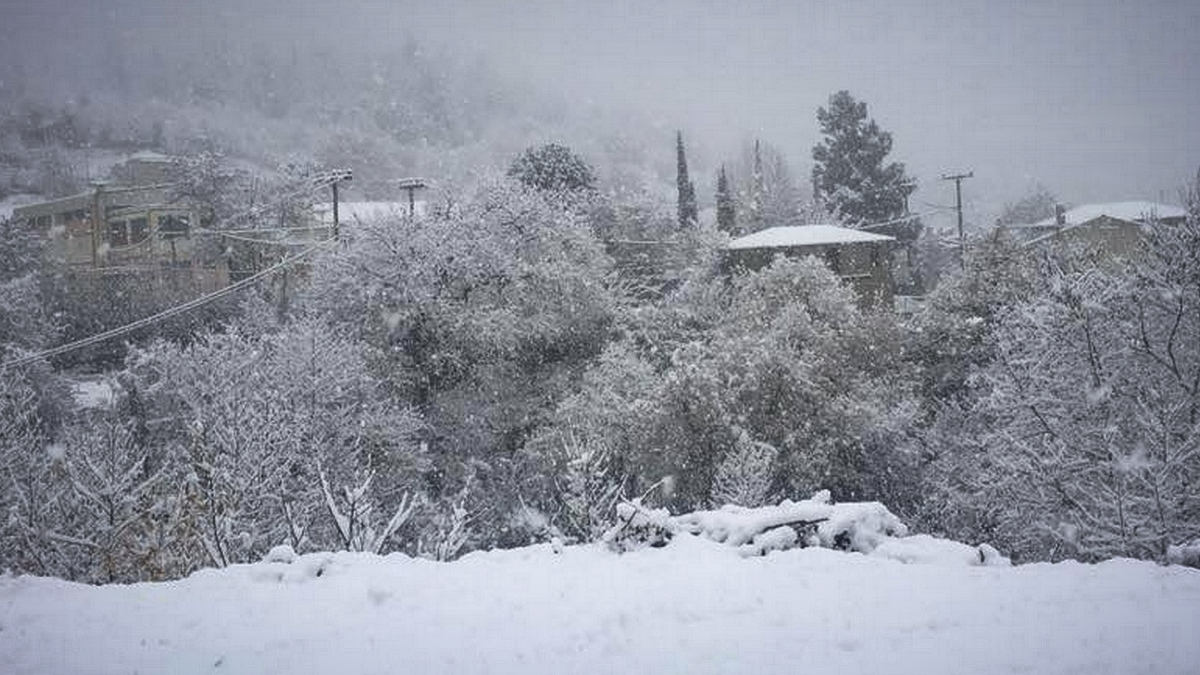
(1054, 204, 1066, 226)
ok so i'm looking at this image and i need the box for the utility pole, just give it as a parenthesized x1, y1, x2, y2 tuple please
(396, 177, 427, 218)
(89, 181, 108, 268)
(941, 171, 973, 266)
(331, 180, 340, 240)
(329, 169, 352, 241)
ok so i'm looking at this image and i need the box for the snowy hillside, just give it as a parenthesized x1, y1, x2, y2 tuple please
(2, 535, 1198, 675)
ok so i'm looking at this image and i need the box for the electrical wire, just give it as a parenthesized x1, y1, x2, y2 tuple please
(0, 237, 336, 372)
(0, 172, 357, 371)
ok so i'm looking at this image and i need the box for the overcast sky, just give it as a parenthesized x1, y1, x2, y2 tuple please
(6, 0, 1199, 226)
(407, 0, 1200, 225)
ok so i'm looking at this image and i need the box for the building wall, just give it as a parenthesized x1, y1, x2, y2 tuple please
(13, 184, 201, 267)
(1053, 216, 1143, 259)
(722, 240, 894, 309)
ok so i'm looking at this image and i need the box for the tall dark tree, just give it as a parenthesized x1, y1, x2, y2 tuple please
(676, 131, 698, 228)
(507, 143, 596, 193)
(715, 165, 736, 235)
(811, 91, 915, 226)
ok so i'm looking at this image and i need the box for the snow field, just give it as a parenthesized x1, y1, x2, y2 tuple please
(2, 536, 1198, 675)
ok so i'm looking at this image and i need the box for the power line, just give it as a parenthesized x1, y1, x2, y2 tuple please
(1, 170, 354, 371)
(0, 237, 336, 372)
(854, 209, 939, 231)
(917, 200, 957, 211)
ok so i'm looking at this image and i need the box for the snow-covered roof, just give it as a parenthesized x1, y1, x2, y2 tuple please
(314, 200, 426, 224)
(727, 225, 894, 250)
(125, 150, 171, 162)
(1033, 201, 1186, 227)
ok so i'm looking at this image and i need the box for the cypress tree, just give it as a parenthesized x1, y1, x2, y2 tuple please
(676, 131, 698, 228)
(748, 139, 766, 232)
(716, 165, 736, 235)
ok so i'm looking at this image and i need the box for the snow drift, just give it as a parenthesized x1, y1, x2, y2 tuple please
(3, 494, 1199, 674)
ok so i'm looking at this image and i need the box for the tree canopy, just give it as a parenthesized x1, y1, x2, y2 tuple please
(507, 143, 597, 193)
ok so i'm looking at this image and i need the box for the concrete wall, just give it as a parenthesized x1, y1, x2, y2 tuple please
(722, 240, 894, 309)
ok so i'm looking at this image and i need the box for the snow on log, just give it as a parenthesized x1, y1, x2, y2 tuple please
(605, 490, 1009, 565)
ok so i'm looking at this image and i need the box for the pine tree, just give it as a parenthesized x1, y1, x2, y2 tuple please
(715, 165, 736, 235)
(676, 131, 698, 229)
(811, 91, 915, 226)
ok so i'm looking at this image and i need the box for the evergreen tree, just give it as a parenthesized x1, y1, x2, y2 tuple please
(675, 131, 698, 229)
(811, 91, 915, 226)
(745, 140, 767, 233)
(715, 165, 736, 235)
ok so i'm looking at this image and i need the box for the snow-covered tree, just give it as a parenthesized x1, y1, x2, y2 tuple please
(0, 363, 76, 578)
(905, 230, 1042, 408)
(0, 217, 54, 355)
(302, 177, 618, 548)
(125, 320, 427, 567)
(920, 185, 1200, 561)
(166, 150, 256, 229)
(535, 256, 920, 512)
(507, 143, 596, 193)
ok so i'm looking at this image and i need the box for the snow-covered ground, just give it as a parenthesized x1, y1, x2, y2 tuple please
(2, 536, 1197, 675)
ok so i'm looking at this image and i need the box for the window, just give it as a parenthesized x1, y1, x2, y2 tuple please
(108, 220, 128, 246)
(824, 247, 841, 274)
(129, 217, 149, 243)
(159, 214, 189, 238)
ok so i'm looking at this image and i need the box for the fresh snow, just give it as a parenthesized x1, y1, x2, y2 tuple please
(1033, 201, 1187, 226)
(727, 224, 894, 250)
(2, 536, 1198, 674)
(0, 194, 41, 222)
(1168, 539, 1200, 568)
(673, 490, 914, 557)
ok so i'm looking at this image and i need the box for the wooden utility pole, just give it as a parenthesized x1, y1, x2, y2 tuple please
(331, 181, 340, 241)
(941, 171, 973, 266)
(328, 169, 352, 241)
(89, 181, 107, 268)
(396, 177, 427, 218)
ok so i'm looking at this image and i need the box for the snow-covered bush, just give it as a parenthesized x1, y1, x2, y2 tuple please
(710, 428, 777, 508)
(603, 499, 674, 553)
(551, 431, 625, 543)
(1167, 540, 1200, 569)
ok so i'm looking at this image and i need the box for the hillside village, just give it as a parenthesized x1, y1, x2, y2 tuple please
(2, 3, 1200, 671)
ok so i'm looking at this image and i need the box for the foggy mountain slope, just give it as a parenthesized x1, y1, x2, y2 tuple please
(0, 21, 672, 202)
